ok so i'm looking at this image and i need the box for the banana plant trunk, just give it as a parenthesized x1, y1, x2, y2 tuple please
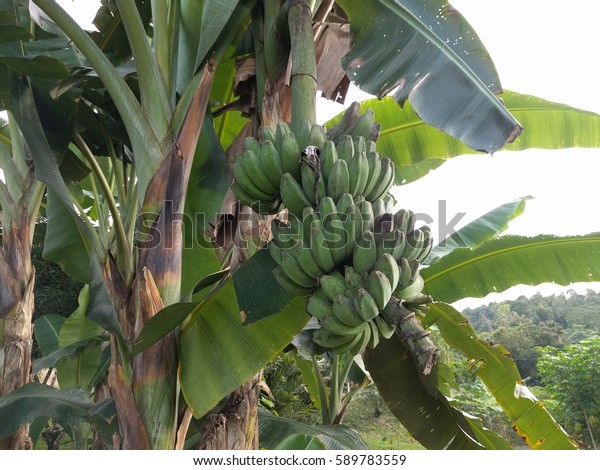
(0, 210, 34, 450)
(199, 373, 262, 449)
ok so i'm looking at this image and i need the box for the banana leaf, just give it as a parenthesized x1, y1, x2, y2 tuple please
(425, 302, 578, 449)
(258, 408, 368, 450)
(0, 382, 115, 440)
(179, 277, 309, 418)
(326, 92, 600, 185)
(337, 0, 521, 153)
(426, 196, 531, 264)
(422, 233, 600, 304)
(363, 333, 509, 449)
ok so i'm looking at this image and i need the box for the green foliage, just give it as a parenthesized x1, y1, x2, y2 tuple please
(462, 290, 600, 382)
(261, 352, 318, 424)
(537, 336, 600, 449)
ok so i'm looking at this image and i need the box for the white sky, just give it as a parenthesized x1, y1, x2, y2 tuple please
(34, 1, 600, 308)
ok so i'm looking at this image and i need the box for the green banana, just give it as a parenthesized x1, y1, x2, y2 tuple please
(233, 159, 273, 201)
(244, 136, 262, 155)
(365, 156, 394, 201)
(345, 265, 363, 292)
(280, 172, 313, 218)
(402, 228, 425, 262)
(362, 151, 382, 198)
(397, 257, 413, 290)
(365, 270, 392, 311)
(302, 206, 320, 241)
(242, 149, 279, 194)
(372, 198, 387, 219)
(320, 140, 338, 181)
(275, 121, 293, 153)
(300, 160, 326, 205)
(320, 312, 366, 336)
(319, 273, 347, 302)
(373, 252, 400, 293)
(356, 199, 375, 233)
(326, 158, 350, 203)
(393, 208, 415, 235)
(319, 196, 347, 264)
(395, 274, 425, 301)
(347, 107, 375, 139)
(261, 125, 277, 144)
(279, 131, 302, 179)
(274, 247, 318, 289)
(261, 139, 285, 187)
(374, 316, 396, 339)
(326, 101, 360, 143)
(353, 229, 377, 273)
(348, 150, 369, 197)
(271, 219, 296, 249)
(366, 140, 377, 155)
(308, 123, 327, 149)
(294, 237, 324, 279)
(331, 328, 365, 355)
(353, 136, 366, 154)
(293, 120, 312, 151)
(272, 265, 313, 296)
(252, 197, 284, 215)
(416, 226, 433, 262)
(349, 323, 371, 356)
(343, 204, 361, 259)
(310, 219, 337, 272)
(336, 135, 354, 163)
(384, 194, 396, 213)
(376, 229, 406, 261)
(336, 193, 355, 216)
(332, 294, 364, 327)
(313, 327, 355, 349)
(373, 212, 394, 236)
(305, 291, 333, 320)
(367, 318, 380, 349)
(353, 288, 380, 322)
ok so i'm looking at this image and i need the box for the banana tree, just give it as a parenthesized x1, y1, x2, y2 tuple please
(0, 0, 599, 451)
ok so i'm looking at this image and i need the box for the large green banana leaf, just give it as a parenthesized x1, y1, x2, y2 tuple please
(337, 0, 521, 153)
(363, 333, 510, 449)
(326, 92, 600, 185)
(0, 382, 116, 442)
(426, 196, 531, 264)
(178, 277, 309, 418)
(422, 233, 600, 304)
(258, 409, 368, 450)
(425, 302, 578, 449)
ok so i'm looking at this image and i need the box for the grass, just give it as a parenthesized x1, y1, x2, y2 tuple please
(341, 387, 425, 450)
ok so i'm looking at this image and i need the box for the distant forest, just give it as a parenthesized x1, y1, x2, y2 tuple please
(461, 289, 600, 384)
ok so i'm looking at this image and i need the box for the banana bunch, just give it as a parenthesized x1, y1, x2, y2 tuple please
(326, 101, 380, 144)
(279, 134, 395, 215)
(269, 193, 393, 296)
(232, 121, 329, 214)
(308, 268, 397, 356)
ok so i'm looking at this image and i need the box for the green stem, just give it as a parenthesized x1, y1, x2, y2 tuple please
(328, 353, 340, 422)
(106, 135, 127, 205)
(7, 112, 28, 181)
(287, 0, 317, 129)
(74, 133, 133, 284)
(0, 136, 23, 201)
(116, 0, 171, 136)
(32, 0, 162, 164)
(312, 355, 331, 425)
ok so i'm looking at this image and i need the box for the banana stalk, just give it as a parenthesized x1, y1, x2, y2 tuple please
(382, 297, 439, 375)
(287, 0, 317, 130)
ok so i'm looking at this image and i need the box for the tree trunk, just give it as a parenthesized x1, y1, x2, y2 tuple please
(198, 373, 262, 450)
(0, 213, 34, 450)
